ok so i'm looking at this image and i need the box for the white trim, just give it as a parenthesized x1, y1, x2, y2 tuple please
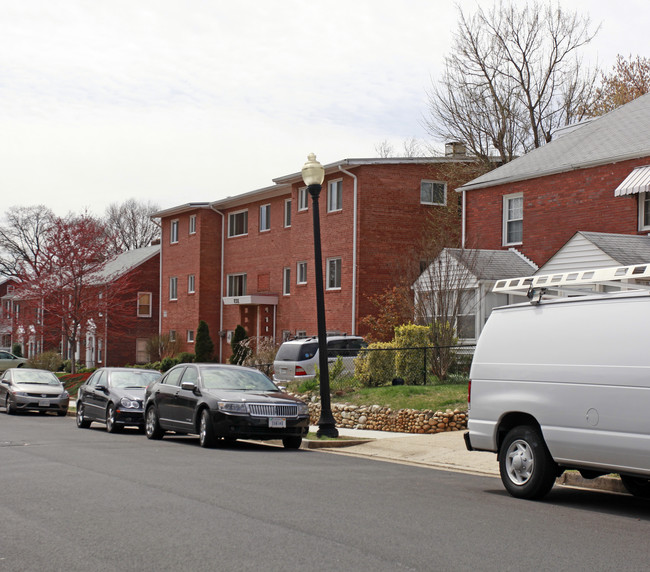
(170, 219, 179, 244)
(296, 261, 307, 284)
(326, 257, 342, 290)
(284, 198, 292, 227)
(283, 267, 291, 296)
(259, 203, 271, 232)
(298, 187, 309, 211)
(327, 179, 343, 212)
(502, 193, 523, 246)
(188, 214, 197, 235)
(137, 291, 152, 317)
(228, 209, 248, 238)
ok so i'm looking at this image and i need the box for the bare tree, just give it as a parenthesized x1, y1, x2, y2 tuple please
(104, 198, 161, 253)
(0, 206, 55, 279)
(425, 1, 598, 166)
(374, 140, 395, 158)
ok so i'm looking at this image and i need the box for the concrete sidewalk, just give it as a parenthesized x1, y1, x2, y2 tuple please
(309, 426, 627, 494)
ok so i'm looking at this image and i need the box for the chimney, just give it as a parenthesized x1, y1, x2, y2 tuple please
(445, 141, 466, 157)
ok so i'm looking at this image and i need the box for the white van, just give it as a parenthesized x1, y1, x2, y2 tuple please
(465, 264, 650, 499)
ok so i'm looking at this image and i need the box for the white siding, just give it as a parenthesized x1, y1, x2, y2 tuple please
(538, 234, 618, 274)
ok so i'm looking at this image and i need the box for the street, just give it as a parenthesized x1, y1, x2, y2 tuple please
(2, 413, 650, 571)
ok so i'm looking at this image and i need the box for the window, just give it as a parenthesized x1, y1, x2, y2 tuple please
(420, 180, 447, 205)
(136, 338, 149, 364)
(169, 330, 176, 342)
(327, 180, 343, 212)
(170, 220, 179, 243)
(169, 277, 178, 300)
(503, 194, 523, 245)
(457, 289, 477, 339)
(227, 273, 247, 297)
(326, 257, 342, 290)
(189, 214, 197, 234)
(260, 204, 270, 232)
(97, 339, 103, 363)
(228, 210, 248, 237)
(297, 261, 307, 284)
(284, 199, 292, 227)
(187, 330, 195, 343)
(639, 192, 650, 230)
(283, 267, 291, 295)
(188, 274, 195, 294)
(137, 292, 152, 317)
(298, 187, 309, 211)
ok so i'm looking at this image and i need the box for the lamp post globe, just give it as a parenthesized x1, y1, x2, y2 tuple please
(301, 153, 338, 438)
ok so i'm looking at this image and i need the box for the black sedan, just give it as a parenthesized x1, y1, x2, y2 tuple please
(144, 363, 310, 449)
(0, 368, 69, 415)
(76, 367, 161, 432)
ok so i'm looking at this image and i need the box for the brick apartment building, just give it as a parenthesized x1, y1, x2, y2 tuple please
(154, 154, 475, 361)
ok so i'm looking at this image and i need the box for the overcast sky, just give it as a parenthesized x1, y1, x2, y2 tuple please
(0, 0, 648, 216)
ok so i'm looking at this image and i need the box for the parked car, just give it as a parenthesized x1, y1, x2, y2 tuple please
(144, 363, 310, 448)
(1, 368, 69, 415)
(0, 350, 28, 372)
(273, 335, 366, 383)
(76, 367, 161, 432)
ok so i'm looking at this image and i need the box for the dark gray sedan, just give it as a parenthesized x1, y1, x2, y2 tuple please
(1, 368, 69, 415)
(144, 364, 310, 449)
(76, 367, 161, 432)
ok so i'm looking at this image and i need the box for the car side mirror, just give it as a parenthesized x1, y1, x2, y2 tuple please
(95, 384, 108, 393)
(181, 381, 198, 393)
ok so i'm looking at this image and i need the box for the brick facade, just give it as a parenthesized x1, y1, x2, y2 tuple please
(156, 159, 470, 361)
(464, 157, 650, 267)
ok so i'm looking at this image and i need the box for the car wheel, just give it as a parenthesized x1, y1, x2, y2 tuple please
(106, 403, 122, 433)
(620, 475, 650, 498)
(498, 425, 558, 500)
(5, 395, 16, 415)
(145, 406, 164, 440)
(282, 436, 302, 450)
(76, 402, 91, 428)
(199, 409, 216, 448)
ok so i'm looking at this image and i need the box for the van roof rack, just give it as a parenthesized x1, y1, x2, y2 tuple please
(493, 263, 650, 302)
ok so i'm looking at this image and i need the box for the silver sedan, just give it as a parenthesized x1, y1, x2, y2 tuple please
(0, 368, 69, 416)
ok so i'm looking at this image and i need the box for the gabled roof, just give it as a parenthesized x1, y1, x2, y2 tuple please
(457, 93, 650, 192)
(575, 232, 650, 266)
(446, 248, 537, 280)
(94, 245, 160, 282)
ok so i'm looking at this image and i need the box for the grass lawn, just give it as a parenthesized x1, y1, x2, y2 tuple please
(330, 383, 468, 412)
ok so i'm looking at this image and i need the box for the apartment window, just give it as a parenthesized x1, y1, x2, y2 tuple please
(639, 192, 650, 230)
(260, 204, 271, 232)
(283, 267, 291, 296)
(187, 330, 195, 343)
(297, 261, 307, 284)
(227, 273, 247, 297)
(189, 214, 197, 234)
(228, 210, 248, 237)
(298, 187, 309, 211)
(136, 338, 149, 364)
(169, 277, 178, 300)
(327, 180, 343, 212)
(188, 274, 196, 294)
(169, 330, 176, 342)
(503, 193, 523, 245)
(420, 180, 447, 205)
(137, 292, 152, 317)
(97, 339, 103, 363)
(284, 199, 292, 227)
(326, 257, 342, 290)
(170, 220, 179, 243)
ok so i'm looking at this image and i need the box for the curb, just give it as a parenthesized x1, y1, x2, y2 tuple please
(302, 438, 375, 449)
(557, 472, 626, 494)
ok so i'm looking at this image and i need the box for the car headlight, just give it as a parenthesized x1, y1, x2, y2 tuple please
(217, 401, 248, 414)
(120, 397, 140, 409)
(12, 391, 28, 397)
(296, 402, 309, 416)
(60, 390, 69, 399)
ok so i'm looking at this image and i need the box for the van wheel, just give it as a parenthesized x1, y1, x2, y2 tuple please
(499, 425, 557, 500)
(620, 475, 650, 498)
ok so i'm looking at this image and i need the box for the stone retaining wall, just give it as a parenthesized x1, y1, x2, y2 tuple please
(305, 401, 467, 434)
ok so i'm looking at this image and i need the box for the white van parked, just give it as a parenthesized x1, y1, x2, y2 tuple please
(465, 264, 650, 499)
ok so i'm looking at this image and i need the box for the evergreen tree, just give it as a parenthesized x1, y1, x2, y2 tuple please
(195, 320, 214, 362)
(229, 324, 249, 364)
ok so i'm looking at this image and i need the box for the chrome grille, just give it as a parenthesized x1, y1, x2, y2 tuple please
(248, 403, 298, 418)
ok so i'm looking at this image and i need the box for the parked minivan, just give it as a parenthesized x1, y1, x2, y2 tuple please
(273, 335, 366, 383)
(466, 282, 650, 500)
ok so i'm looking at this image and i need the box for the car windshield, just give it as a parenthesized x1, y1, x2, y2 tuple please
(12, 370, 60, 385)
(110, 371, 160, 388)
(201, 368, 278, 391)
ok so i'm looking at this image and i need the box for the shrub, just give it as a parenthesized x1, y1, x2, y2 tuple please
(27, 351, 64, 372)
(11, 343, 23, 358)
(195, 320, 214, 362)
(176, 352, 195, 364)
(160, 357, 179, 372)
(395, 324, 431, 385)
(354, 341, 396, 387)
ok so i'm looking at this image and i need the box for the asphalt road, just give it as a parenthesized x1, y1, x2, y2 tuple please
(2, 413, 650, 572)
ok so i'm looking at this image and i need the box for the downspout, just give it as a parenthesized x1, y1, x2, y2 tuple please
(461, 189, 466, 249)
(209, 205, 225, 362)
(150, 217, 163, 340)
(338, 166, 358, 335)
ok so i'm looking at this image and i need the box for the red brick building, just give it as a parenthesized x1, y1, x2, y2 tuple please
(154, 156, 473, 361)
(458, 93, 650, 267)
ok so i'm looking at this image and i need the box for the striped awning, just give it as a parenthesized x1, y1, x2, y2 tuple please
(615, 165, 650, 196)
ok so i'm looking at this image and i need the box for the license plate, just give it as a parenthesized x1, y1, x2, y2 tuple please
(269, 417, 286, 428)
(39, 400, 50, 407)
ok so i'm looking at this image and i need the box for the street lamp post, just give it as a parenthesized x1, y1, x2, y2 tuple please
(301, 153, 338, 438)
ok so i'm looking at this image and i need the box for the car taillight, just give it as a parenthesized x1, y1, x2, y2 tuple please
(295, 366, 307, 376)
(467, 379, 471, 409)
